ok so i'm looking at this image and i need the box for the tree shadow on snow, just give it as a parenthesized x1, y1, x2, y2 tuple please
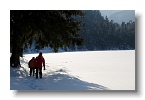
(41, 69, 109, 90)
(12, 68, 109, 90)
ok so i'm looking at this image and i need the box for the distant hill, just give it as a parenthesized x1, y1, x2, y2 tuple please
(108, 10, 135, 24)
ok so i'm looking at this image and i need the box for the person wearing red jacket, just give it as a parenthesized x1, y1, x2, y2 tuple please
(36, 52, 45, 79)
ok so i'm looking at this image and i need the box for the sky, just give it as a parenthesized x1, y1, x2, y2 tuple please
(100, 10, 122, 17)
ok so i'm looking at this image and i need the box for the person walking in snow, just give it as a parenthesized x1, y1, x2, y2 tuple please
(35, 52, 45, 79)
(28, 57, 36, 77)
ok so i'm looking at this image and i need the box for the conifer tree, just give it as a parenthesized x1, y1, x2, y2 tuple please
(10, 10, 84, 67)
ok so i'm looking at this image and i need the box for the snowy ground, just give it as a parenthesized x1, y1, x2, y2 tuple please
(10, 50, 135, 90)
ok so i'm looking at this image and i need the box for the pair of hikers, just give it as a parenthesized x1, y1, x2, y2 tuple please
(28, 52, 45, 79)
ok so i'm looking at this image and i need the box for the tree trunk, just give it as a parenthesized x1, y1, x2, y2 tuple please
(10, 44, 21, 68)
(10, 27, 23, 68)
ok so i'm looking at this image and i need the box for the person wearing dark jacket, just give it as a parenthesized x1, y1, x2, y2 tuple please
(35, 52, 45, 79)
(28, 57, 36, 77)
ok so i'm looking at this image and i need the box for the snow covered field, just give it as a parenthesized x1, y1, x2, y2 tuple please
(10, 50, 135, 90)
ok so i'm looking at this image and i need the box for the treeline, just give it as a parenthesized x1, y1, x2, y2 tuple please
(72, 10, 135, 51)
(22, 10, 135, 52)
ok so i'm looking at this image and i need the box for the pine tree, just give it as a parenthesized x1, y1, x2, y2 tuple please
(10, 10, 85, 67)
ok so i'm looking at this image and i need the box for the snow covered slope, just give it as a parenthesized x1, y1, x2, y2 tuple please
(10, 50, 135, 90)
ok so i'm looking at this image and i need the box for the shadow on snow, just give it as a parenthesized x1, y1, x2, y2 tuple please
(43, 69, 109, 90)
(11, 68, 109, 90)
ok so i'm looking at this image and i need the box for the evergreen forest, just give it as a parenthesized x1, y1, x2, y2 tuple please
(75, 10, 135, 51)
